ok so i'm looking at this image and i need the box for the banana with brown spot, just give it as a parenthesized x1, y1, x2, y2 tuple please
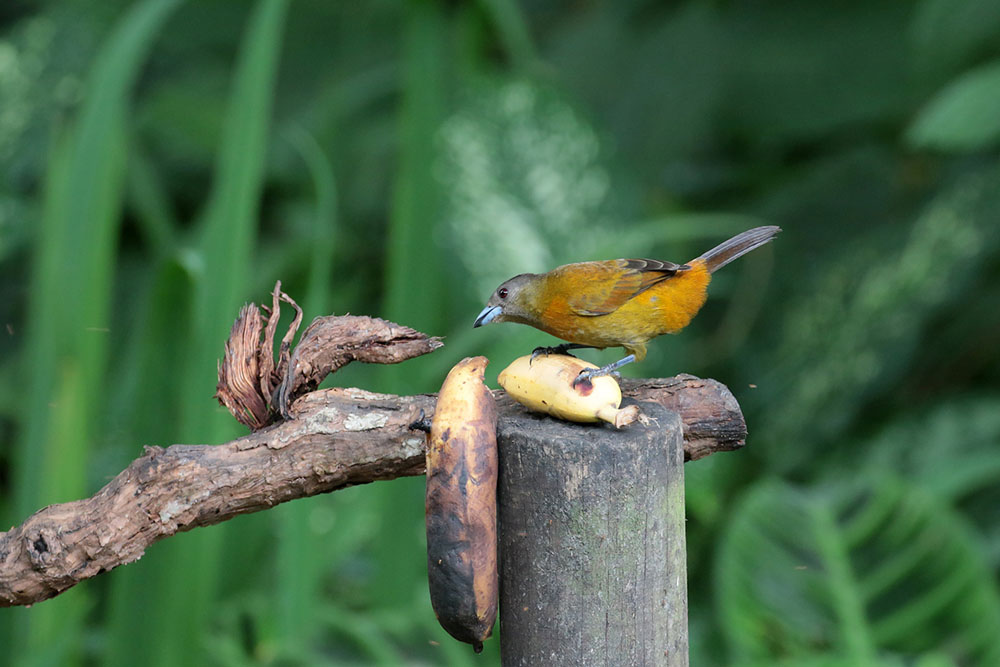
(498, 354, 640, 428)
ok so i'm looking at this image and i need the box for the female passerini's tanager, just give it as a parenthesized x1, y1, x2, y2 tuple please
(474, 225, 780, 382)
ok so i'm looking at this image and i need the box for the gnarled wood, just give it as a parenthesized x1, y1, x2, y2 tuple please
(0, 376, 746, 608)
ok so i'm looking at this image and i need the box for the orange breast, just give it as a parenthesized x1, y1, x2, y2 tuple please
(530, 260, 711, 355)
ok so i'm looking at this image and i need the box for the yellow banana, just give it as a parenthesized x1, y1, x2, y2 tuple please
(498, 354, 639, 428)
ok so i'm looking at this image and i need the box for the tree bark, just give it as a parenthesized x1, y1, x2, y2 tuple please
(498, 401, 688, 666)
(0, 376, 744, 608)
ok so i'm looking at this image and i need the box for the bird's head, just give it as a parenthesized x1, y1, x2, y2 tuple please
(473, 273, 541, 328)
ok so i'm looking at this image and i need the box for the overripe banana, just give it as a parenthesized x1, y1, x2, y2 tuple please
(426, 356, 499, 653)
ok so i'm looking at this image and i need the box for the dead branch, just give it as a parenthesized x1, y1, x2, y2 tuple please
(0, 376, 745, 608)
(275, 315, 443, 418)
(215, 286, 442, 429)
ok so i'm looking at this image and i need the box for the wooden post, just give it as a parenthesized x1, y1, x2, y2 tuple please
(497, 402, 688, 666)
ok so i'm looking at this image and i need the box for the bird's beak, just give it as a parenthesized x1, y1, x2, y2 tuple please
(473, 305, 502, 328)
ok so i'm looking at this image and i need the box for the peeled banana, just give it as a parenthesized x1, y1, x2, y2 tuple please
(498, 354, 640, 428)
(426, 356, 499, 653)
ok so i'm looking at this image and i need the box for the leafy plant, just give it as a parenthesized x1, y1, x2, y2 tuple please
(716, 476, 1000, 666)
(908, 60, 1000, 152)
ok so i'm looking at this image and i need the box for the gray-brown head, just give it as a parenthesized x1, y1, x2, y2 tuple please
(473, 273, 543, 328)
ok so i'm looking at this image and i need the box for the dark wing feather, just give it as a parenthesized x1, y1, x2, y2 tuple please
(567, 259, 689, 316)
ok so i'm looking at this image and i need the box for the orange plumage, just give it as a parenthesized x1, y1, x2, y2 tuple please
(474, 226, 780, 371)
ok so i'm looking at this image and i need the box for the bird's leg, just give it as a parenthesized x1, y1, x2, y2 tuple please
(530, 343, 595, 363)
(572, 354, 636, 388)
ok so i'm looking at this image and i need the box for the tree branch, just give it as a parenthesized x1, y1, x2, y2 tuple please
(0, 376, 745, 608)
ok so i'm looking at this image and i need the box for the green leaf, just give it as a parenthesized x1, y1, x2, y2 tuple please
(717, 477, 1000, 665)
(863, 396, 1000, 503)
(266, 126, 339, 651)
(100, 2, 289, 666)
(1, 1, 182, 664)
(285, 126, 338, 317)
(756, 166, 1000, 466)
(371, 0, 452, 620)
(382, 0, 451, 340)
(908, 60, 1000, 151)
(477, 0, 540, 73)
(439, 77, 623, 299)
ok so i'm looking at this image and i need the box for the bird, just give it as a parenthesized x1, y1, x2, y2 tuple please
(473, 225, 780, 384)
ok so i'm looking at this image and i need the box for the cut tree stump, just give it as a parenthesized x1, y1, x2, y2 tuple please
(497, 401, 687, 666)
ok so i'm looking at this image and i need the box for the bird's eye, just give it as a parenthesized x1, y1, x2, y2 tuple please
(498, 287, 508, 299)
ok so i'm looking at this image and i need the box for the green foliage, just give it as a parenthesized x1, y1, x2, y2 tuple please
(1, 2, 181, 664)
(440, 78, 624, 297)
(755, 170, 1000, 467)
(910, 0, 1000, 79)
(908, 60, 1000, 151)
(1, 1, 998, 665)
(716, 476, 1000, 666)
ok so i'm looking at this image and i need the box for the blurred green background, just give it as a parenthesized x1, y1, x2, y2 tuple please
(1, 0, 999, 665)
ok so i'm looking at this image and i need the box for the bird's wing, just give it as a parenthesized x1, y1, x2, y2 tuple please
(566, 259, 689, 316)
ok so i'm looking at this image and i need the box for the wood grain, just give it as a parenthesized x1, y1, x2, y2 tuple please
(498, 401, 688, 665)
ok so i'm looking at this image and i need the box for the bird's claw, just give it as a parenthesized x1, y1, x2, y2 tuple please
(531, 345, 575, 364)
(571, 370, 592, 388)
(572, 366, 622, 388)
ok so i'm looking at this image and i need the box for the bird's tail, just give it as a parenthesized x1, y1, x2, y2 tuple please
(696, 225, 781, 273)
